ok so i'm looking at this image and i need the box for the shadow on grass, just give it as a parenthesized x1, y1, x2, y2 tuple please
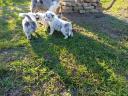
(1, 0, 128, 94)
(0, 0, 29, 47)
(0, 1, 30, 95)
(30, 13, 128, 95)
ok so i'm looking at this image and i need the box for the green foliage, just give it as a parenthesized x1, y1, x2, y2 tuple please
(0, 0, 128, 96)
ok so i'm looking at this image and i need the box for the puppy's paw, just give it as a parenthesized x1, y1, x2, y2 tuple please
(70, 33, 73, 37)
(27, 35, 31, 40)
(49, 32, 53, 35)
(64, 36, 68, 39)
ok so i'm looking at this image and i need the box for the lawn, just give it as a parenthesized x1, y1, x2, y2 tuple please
(0, 0, 128, 96)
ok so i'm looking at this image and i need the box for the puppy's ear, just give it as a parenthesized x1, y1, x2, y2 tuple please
(51, 14, 55, 18)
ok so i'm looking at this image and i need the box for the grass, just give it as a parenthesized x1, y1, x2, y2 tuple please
(0, 0, 128, 95)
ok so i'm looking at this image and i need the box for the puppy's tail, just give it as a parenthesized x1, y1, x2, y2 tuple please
(19, 13, 32, 21)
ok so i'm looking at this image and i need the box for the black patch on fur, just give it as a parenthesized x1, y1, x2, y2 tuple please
(64, 24, 69, 28)
(25, 22, 30, 27)
(25, 15, 33, 21)
(57, 24, 62, 30)
(51, 14, 54, 18)
(25, 21, 37, 32)
(31, 22, 37, 31)
(39, 0, 43, 4)
(64, 23, 70, 33)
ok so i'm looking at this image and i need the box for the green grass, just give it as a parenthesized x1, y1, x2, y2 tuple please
(0, 0, 128, 95)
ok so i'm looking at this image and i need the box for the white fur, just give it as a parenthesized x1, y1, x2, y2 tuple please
(19, 12, 37, 40)
(49, 1, 60, 12)
(42, 11, 73, 39)
(31, 0, 60, 13)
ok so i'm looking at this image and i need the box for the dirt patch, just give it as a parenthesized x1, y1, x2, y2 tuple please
(0, 47, 27, 63)
(0, 47, 26, 54)
(62, 12, 128, 39)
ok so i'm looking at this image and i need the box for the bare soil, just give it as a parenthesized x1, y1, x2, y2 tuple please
(62, 12, 128, 39)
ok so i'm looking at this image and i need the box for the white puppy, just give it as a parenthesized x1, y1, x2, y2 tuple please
(38, 11, 73, 39)
(19, 13, 37, 40)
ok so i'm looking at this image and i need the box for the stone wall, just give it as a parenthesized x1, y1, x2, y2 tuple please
(61, 0, 101, 13)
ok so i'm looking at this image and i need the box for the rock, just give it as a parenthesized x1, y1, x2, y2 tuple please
(61, 0, 101, 13)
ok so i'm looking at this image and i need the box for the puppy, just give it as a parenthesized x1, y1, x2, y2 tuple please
(19, 13, 37, 40)
(31, 0, 61, 14)
(42, 11, 73, 39)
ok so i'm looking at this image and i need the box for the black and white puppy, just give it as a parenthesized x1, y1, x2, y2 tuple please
(19, 13, 37, 40)
(31, 0, 60, 13)
(37, 11, 73, 39)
